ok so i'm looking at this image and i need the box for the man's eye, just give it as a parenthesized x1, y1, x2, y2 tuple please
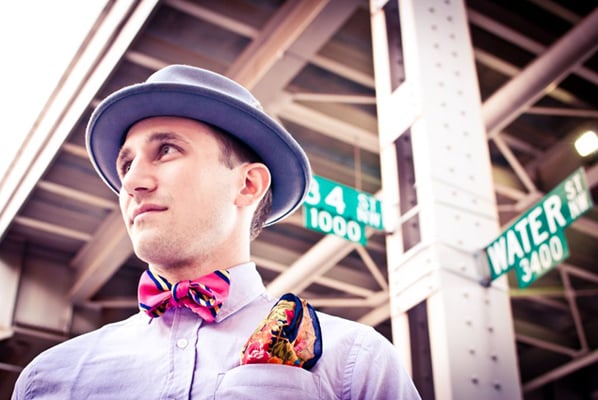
(120, 161, 132, 176)
(159, 144, 177, 157)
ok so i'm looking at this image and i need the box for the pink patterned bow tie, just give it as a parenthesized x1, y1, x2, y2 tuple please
(138, 269, 230, 322)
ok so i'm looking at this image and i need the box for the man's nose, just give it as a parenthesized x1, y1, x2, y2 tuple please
(120, 158, 157, 195)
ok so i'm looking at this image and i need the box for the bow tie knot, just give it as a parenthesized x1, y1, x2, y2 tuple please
(172, 280, 192, 302)
(138, 269, 231, 322)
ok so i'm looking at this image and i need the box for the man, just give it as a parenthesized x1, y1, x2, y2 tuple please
(13, 65, 420, 399)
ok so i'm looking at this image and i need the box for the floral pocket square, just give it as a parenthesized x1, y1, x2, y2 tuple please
(240, 293, 322, 370)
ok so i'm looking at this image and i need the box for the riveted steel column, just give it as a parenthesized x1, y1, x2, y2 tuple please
(371, 0, 521, 398)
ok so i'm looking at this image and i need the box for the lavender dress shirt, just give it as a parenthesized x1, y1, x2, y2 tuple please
(12, 263, 420, 399)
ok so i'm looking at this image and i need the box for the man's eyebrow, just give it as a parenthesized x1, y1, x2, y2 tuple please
(117, 132, 187, 165)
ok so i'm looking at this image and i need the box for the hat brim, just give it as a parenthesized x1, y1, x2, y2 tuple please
(86, 82, 311, 226)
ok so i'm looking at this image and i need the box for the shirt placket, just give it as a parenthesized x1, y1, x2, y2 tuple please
(162, 307, 201, 400)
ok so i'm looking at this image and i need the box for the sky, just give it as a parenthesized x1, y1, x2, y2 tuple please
(0, 1, 106, 180)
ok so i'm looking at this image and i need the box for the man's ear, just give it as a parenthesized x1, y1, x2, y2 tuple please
(235, 163, 271, 207)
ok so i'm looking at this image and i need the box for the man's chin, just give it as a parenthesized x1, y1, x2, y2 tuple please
(132, 235, 168, 262)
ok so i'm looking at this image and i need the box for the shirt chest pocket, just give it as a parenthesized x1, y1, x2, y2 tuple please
(214, 364, 322, 399)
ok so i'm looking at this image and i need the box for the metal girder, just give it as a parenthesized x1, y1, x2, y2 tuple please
(226, 0, 330, 88)
(528, 0, 582, 24)
(474, 48, 586, 106)
(515, 333, 578, 358)
(522, 350, 598, 393)
(467, 8, 598, 86)
(526, 107, 598, 119)
(251, 0, 362, 104)
(254, 254, 376, 298)
(69, 210, 132, 303)
(482, 9, 598, 137)
(266, 233, 370, 297)
(164, 0, 259, 39)
(37, 181, 117, 211)
(12, 217, 92, 242)
(276, 100, 380, 153)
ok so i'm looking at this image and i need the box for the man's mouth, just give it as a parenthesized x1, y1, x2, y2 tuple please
(130, 204, 168, 224)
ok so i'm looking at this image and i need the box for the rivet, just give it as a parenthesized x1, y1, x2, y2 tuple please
(471, 376, 479, 385)
(493, 382, 502, 391)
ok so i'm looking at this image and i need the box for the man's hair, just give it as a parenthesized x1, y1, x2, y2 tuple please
(209, 124, 272, 240)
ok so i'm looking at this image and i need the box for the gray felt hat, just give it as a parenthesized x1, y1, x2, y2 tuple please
(86, 65, 311, 226)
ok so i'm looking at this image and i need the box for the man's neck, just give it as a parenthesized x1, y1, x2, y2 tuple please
(148, 256, 250, 283)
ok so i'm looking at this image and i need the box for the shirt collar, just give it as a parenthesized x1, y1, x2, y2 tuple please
(215, 261, 265, 323)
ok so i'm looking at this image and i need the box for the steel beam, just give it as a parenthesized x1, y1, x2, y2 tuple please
(522, 350, 598, 393)
(226, 0, 330, 88)
(69, 210, 132, 302)
(482, 9, 598, 136)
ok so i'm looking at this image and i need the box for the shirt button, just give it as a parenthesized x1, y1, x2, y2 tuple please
(176, 338, 188, 349)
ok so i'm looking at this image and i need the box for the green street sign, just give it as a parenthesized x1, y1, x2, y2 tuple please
(303, 175, 384, 244)
(515, 229, 570, 288)
(486, 167, 593, 285)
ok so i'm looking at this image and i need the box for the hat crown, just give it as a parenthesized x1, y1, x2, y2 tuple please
(147, 65, 263, 111)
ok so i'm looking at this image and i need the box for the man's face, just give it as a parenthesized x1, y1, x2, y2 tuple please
(116, 116, 243, 270)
